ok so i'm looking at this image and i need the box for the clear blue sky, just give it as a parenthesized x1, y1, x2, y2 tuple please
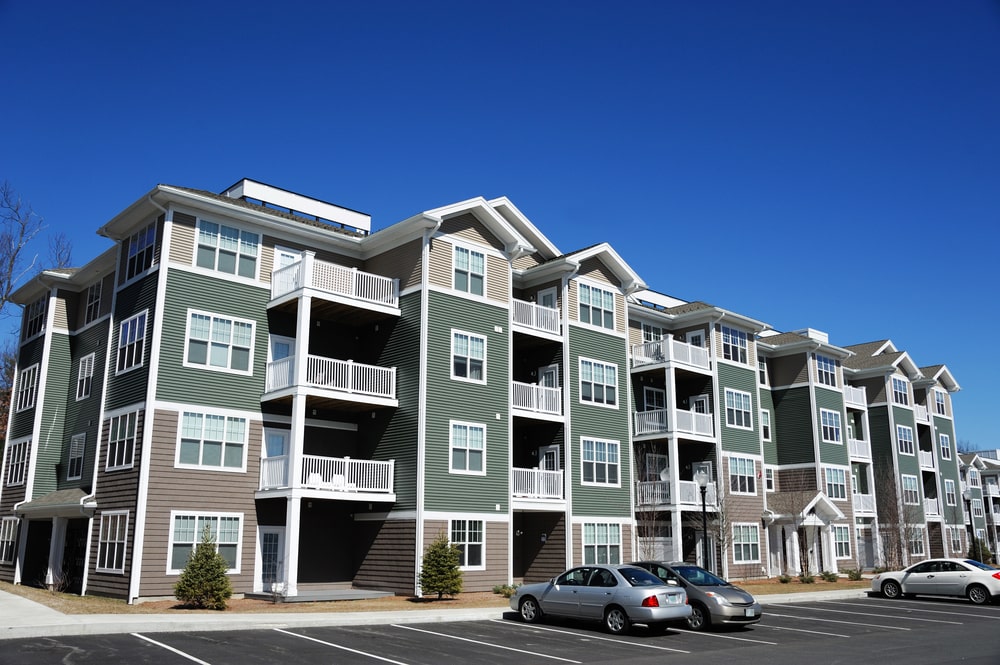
(2, 1, 998, 449)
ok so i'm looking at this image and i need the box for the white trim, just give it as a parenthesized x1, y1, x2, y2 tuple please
(732, 522, 762, 563)
(115, 309, 149, 376)
(182, 308, 256, 376)
(450, 240, 487, 298)
(575, 278, 617, 332)
(173, 409, 249, 473)
(820, 408, 842, 444)
(448, 420, 487, 476)
(724, 387, 753, 430)
(578, 357, 620, 410)
(192, 216, 262, 282)
(76, 353, 96, 401)
(580, 436, 622, 488)
(96, 510, 130, 573)
(449, 518, 486, 571)
(67, 433, 86, 481)
(727, 454, 757, 495)
(450, 329, 487, 384)
(166, 510, 244, 575)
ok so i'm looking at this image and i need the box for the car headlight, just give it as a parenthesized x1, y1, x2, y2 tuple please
(705, 592, 732, 607)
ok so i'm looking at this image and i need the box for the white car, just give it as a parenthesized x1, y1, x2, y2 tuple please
(871, 558, 1000, 605)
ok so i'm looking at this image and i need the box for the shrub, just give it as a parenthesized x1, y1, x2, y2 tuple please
(798, 572, 815, 584)
(492, 584, 520, 598)
(968, 536, 994, 564)
(843, 568, 864, 581)
(174, 527, 233, 610)
(777, 574, 792, 584)
(820, 570, 838, 583)
(419, 533, 463, 599)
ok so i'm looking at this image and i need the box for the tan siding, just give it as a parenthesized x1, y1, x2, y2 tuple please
(771, 354, 809, 387)
(714, 323, 758, 367)
(519, 513, 566, 584)
(775, 468, 817, 493)
(428, 237, 453, 290)
(354, 518, 417, 594)
(52, 291, 70, 330)
(569, 276, 626, 335)
(439, 213, 506, 252)
(422, 519, 509, 593)
(366, 239, 423, 291)
(855, 377, 886, 404)
(169, 212, 196, 265)
(570, 522, 634, 566)
(485, 254, 509, 304)
(513, 252, 544, 270)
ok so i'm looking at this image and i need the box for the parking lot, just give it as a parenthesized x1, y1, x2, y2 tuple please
(6, 596, 1000, 665)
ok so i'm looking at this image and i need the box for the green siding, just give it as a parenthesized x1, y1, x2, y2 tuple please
(9, 337, 45, 441)
(32, 332, 71, 497)
(759, 389, 777, 464)
(106, 273, 159, 411)
(771, 387, 814, 464)
(815, 387, 848, 466)
(61, 321, 111, 492)
(717, 363, 762, 456)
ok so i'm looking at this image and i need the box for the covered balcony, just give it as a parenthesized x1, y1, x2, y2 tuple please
(852, 492, 875, 513)
(264, 355, 397, 408)
(259, 454, 395, 498)
(843, 385, 867, 409)
(848, 438, 871, 459)
(512, 299, 560, 336)
(512, 381, 562, 417)
(633, 408, 714, 438)
(923, 497, 940, 516)
(512, 468, 564, 500)
(914, 404, 932, 424)
(270, 254, 399, 317)
(919, 449, 936, 469)
(631, 335, 710, 371)
(636, 480, 718, 508)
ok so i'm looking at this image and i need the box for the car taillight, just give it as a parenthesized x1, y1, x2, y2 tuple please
(992, 572, 1000, 581)
(641, 595, 660, 608)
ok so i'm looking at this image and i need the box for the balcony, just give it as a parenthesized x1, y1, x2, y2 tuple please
(636, 480, 717, 507)
(632, 336, 710, 371)
(265, 355, 396, 404)
(915, 405, 931, 424)
(633, 408, 714, 438)
(512, 381, 562, 416)
(271, 255, 399, 312)
(843, 385, 867, 409)
(982, 484, 1000, 498)
(259, 454, 395, 495)
(849, 438, 871, 459)
(918, 449, 936, 469)
(923, 497, 940, 516)
(853, 493, 876, 513)
(512, 468, 564, 500)
(634, 409, 668, 436)
(511, 299, 560, 336)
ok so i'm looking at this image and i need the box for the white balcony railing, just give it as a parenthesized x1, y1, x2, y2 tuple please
(915, 405, 931, 423)
(843, 385, 867, 408)
(512, 381, 562, 415)
(636, 480, 671, 506)
(634, 409, 668, 436)
(853, 493, 876, 513)
(265, 355, 396, 400)
(923, 497, 940, 516)
(849, 438, 871, 459)
(636, 480, 717, 507)
(512, 468, 563, 500)
(634, 408, 714, 437)
(675, 409, 714, 437)
(632, 336, 710, 371)
(512, 299, 560, 335)
(677, 480, 718, 506)
(271, 256, 399, 308)
(919, 449, 936, 469)
(259, 455, 394, 494)
(983, 485, 1000, 497)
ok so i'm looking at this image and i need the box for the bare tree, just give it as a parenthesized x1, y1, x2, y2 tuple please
(872, 462, 924, 570)
(765, 489, 816, 575)
(48, 232, 72, 269)
(0, 181, 46, 317)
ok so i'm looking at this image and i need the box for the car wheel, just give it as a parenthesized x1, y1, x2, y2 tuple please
(967, 584, 990, 606)
(881, 580, 902, 599)
(604, 605, 631, 635)
(518, 596, 543, 623)
(686, 602, 711, 631)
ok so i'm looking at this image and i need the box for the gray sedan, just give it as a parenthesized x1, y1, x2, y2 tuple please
(510, 564, 691, 634)
(630, 561, 762, 630)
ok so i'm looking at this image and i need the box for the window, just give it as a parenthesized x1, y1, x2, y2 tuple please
(834, 525, 851, 558)
(821, 409, 842, 443)
(908, 528, 925, 556)
(901, 474, 920, 505)
(107, 411, 138, 470)
(729, 456, 756, 494)
(765, 467, 775, 492)
(169, 513, 241, 573)
(816, 354, 837, 386)
(945, 479, 957, 506)
(825, 467, 848, 500)
(721, 326, 748, 364)
(96, 512, 128, 573)
(76, 353, 95, 400)
(451, 331, 485, 382)
(949, 526, 963, 553)
(760, 410, 771, 441)
(450, 422, 485, 474)
(732, 524, 760, 563)
(186, 311, 253, 373)
(0, 518, 17, 564)
(453, 245, 485, 296)
(23, 297, 46, 339)
(126, 222, 156, 280)
(85, 281, 103, 324)
(578, 283, 615, 330)
(196, 220, 259, 278)
(897, 425, 914, 456)
(935, 390, 947, 415)
(582, 438, 620, 485)
(758, 358, 768, 385)
(891, 376, 909, 405)
(5, 440, 28, 486)
(178, 412, 247, 470)
(968, 469, 981, 487)
(641, 323, 665, 343)
(450, 519, 484, 569)
(973, 499, 984, 519)
(579, 359, 617, 406)
(724, 388, 752, 429)
(940, 434, 952, 460)
(117, 311, 147, 373)
(15, 364, 39, 412)
(583, 523, 621, 564)
(67, 433, 85, 480)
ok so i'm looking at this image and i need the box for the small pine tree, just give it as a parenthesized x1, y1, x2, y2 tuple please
(968, 536, 994, 564)
(419, 533, 463, 599)
(174, 526, 233, 610)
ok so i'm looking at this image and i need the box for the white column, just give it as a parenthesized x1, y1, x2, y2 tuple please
(282, 498, 301, 597)
(788, 526, 801, 574)
(47, 517, 67, 588)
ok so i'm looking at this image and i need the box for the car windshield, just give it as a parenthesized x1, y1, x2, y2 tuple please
(964, 559, 995, 571)
(674, 565, 730, 586)
(619, 566, 667, 587)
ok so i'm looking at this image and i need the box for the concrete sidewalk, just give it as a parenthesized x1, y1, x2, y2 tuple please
(0, 587, 870, 641)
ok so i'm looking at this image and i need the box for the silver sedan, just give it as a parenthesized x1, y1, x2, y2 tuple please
(510, 564, 691, 634)
(872, 558, 1000, 604)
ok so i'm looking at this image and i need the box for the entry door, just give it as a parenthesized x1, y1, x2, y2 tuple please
(269, 335, 296, 388)
(690, 394, 709, 414)
(538, 444, 560, 471)
(686, 330, 705, 347)
(263, 429, 290, 487)
(538, 364, 559, 388)
(644, 387, 665, 411)
(537, 287, 557, 310)
(260, 527, 285, 592)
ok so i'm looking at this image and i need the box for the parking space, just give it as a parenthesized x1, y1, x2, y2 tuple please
(6, 598, 1000, 665)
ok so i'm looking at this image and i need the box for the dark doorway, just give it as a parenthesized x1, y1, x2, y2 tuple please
(63, 519, 88, 594)
(22, 520, 53, 589)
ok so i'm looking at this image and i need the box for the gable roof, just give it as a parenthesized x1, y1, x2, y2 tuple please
(842, 340, 921, 379)
(916, 364, 961, 392)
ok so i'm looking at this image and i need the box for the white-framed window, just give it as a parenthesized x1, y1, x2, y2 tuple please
(583, 522, 621, 564)
(578, 282, 615, 330)
(816, 354, 837, 386)
(641, 322, 665, 343)
(891, 376, 909, 406)
(169, 512, 242, 573)
(107, 411, 139, 471)
(968, 469, 981, 487)
(945, 479, 957, 506)
(940, 434, 952, 460)
(579, 358, 617, 407)
(449, 519, 484, 570)
(0, 517, 18, 564)
(724, 388, 752, 429)
(721, 325, 749, 364)
(117, 311, 147, 373)
(901, 474, 920, 505)
(453, 245, 485, 296)
(23, 297, 46, 339)
(758, 358, 768, 385)
(96, 511, 129, 573)
(732, 523, 760, 563)
(451, 331, 485, 382)
(177, 412, 247, 471)
(67, 433, 85, 480)
(450, 421, 485, 474)
(76, 353, 95, 401)
(582, 437, 620, 486)
(834, 525, 852, 558)
(185, 311, 254, 374)
(825, 467, 847, 500)
(760, 410, 771, 441)
(5, 440, 29, 486)
(935, 390, 947, 416)
(729, 456, 756, 494)
(85, 280, 103, 325)
(949, 526, 963, 553)
(973, 499, 984, 518)
(765, 467, 775, 492)
(15, 364, 39, 412)
(821, 409, 842, 443)
(126, 222, 156, 280)
(908, 528, 925, 556)
(196, 219, 259, 279)
(897, 425, 914, 456)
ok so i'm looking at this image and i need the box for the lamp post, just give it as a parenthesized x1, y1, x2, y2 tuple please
(694, 469, 709, 571)
(963, 489, 982, 562)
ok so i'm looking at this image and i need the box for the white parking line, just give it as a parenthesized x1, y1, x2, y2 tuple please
(757, 624, 849, 638)
(492, 619, 691, 653)
(274, 628, 412, 665)
(769, 603, 962, 625)
(131, 634, 213, 665)
(826, 600, 1000, 619)
(668, 627, 778, 645)
(393, 624, 582, 663)
(764, 611, 910, 631)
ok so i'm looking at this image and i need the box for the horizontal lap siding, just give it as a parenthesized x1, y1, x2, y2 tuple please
(770, 354, 808, 387)
(115, 214, 163, 289)
(571, 522, 633, 565)
(569, 261, 627, 336)
(63, 320, 112, 493)
(366, 239, 423, 292)
(9, 337, 45, 441)
(439, 213, 506, 252)
(717, 363, 762, 456)
(32, 332, 71, 497)
(168, 212, 196, 264)
(815, 388, 848, 466)
(106, 275, 158, 412)
(771, 387, 814, 464)
(354, 518, 417, 594)
(423, 519, 508, 593)
(521, 513, 566, 583)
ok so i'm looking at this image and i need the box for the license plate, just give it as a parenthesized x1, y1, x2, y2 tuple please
(745, 608, 756, 617)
